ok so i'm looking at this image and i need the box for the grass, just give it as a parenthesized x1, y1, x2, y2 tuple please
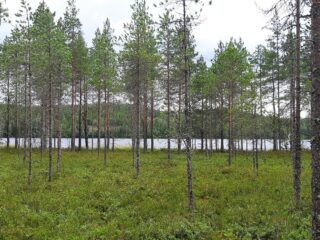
(0, 149, 312, 239)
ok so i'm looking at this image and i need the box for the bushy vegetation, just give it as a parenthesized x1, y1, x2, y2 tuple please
(0, 149, 312, 239)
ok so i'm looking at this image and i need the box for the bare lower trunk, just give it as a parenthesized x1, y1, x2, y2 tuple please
(143, 90, 148, 152)
(57, 73, 62, 173)
(71, 63, 76, 151)
(27, 60, 32, 185)
(84, 76, 89, 150)
(276, 32, 281, 150)
(48, 70, 53, 182)
(24, 68, 27, 162)
(132, 132, 135, 168)
(103, 87, 108, 166)
(201, 98, 204, 152)
(136, 90, 141, 177)
(178, 79, 182, 153)
(78, 76, 82, 151)
(150, 88, 154, 152)
(272, 67, 277, 151)
(97, 89, 101, 158)
(166, 48, 171, 160)
(228, 91, 233, 166)
(220, 95, 224, 152)
(6, 71, 10, 148)
(15, 78, 19, 149)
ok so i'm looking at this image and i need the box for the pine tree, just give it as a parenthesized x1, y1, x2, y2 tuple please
(121, 0, 158, 176)
(157, 11, 176, 159)
(91, 19, 117, 166)
(62, 0, 82, 151)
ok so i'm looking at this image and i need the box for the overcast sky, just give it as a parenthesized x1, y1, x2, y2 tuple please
(0, 0, 276, 63)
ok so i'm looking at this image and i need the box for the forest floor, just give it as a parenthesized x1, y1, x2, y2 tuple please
(0, 149, 312, 239)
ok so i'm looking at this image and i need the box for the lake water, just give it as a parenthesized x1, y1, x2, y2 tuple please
(0, 138, 311, 150)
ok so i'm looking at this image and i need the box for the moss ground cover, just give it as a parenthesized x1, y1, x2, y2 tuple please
(0, 149, 312, 239)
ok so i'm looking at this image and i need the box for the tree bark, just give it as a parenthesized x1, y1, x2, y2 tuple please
(311, 1, 320, 238)
(143, 87, 148, 152)
(27, 50, 32, 185)
(71, 60, 76, 151)
(150, 88, 154, 152)
(228, 84, 233, 166)
(293, 0, 302, 206)
(178, 77, 182, 153)
(276, 32, 282, 150)
(14, 73, 19, 150)
(83, 76, 89, 150)
(220, 94, 225, 152)
(272, 66, 277, 151)
(48, 62, 53, 182)
(104, 87, 108, 166)
(24, 65, 27, 163)
(78, 76, 82, 151)
(6, 71, 10, 148)
(57, 75, 62, 173)
(166, 48, 171, 160)
(97, 88, 101, 159)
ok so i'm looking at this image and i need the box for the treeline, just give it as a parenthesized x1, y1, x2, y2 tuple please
(0, 1, 312, 156)
(0, 103, 312, 140)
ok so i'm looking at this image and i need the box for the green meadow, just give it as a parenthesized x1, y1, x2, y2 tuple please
(0, 149, 312, 239)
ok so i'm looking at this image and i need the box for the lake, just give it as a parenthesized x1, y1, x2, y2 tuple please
(0, 138, 311, 150)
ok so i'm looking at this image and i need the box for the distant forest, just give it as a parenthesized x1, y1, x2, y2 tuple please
(0, 104, 312, 140)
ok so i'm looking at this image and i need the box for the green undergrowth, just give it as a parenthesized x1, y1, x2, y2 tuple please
(0, 149, 312, 239)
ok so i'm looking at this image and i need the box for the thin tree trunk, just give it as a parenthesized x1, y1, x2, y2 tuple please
(83, 76, 89, 150)
(201, 97, 204, 152)
(272, 66, 277, 151)
(167, 53, 171, 160)
(136, 83, 141, 177)
(143, 88, 148, 152)
(107, 89, 110, 151)
(48, 65, 53, 182)
(104, 87, 108, 166)
(97, 89, 101, 158)
(40, 101, 45, 160)
(24, 66, 27, 163)
(78, 76, 82, 151)
(71, 58, 77, 151)
(210, 97, 213, 155)
(259, 49, 263, 151)
(150, 88, 154, 152)
(15, 75, 19, 149)
(57, 78, 62, 173)
(6, 71, 10, 148)
(178, 77, 182, 153)
(220, 95, 224, 152)
(293, 0, 301, 206)
(228, 88, 233, 166)
(27, 50, 32, 185)
(182, 0, 194, 211)
(276, 33, 282, 150)
(136, 33, 141, 177)
(132, 126, 136, 168)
